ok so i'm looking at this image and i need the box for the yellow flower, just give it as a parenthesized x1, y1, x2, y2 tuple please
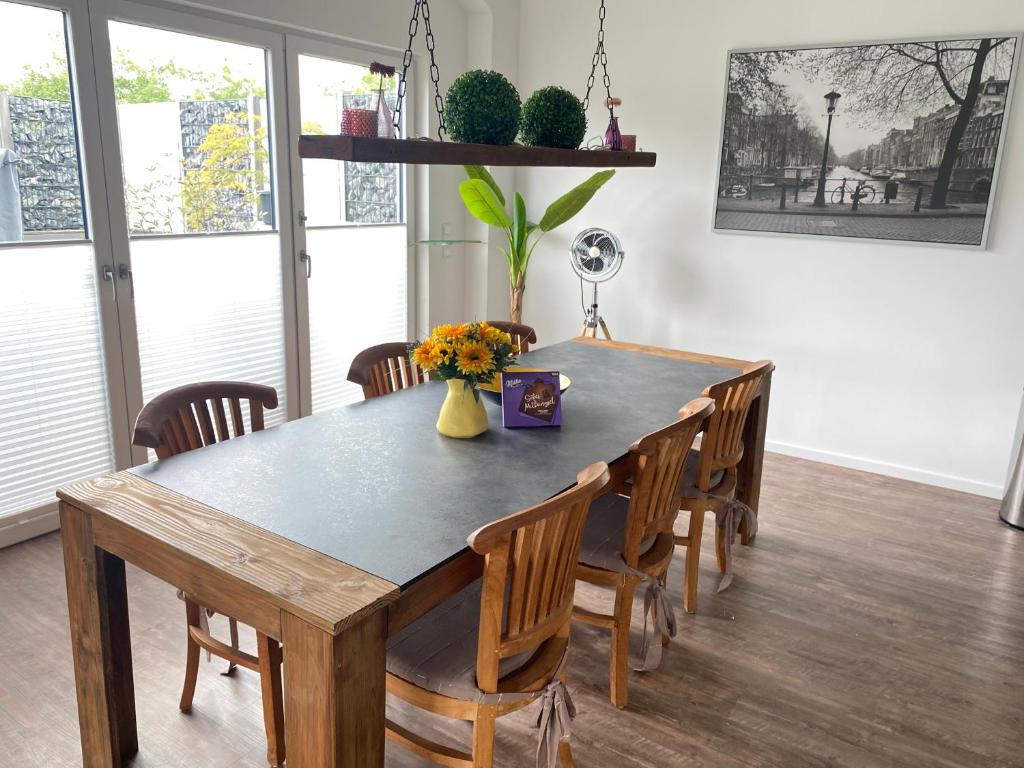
(450, 323, 470, 339)
(435, 340, 454, 361)
(455, 341, 494, 376)
(432, 324, 456, 340)
(481, 324, 508, 345)
(411, 341, 440, 370)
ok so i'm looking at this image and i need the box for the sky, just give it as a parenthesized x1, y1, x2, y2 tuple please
(758, 43, 1016, 157)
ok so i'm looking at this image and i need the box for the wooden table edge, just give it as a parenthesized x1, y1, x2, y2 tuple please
(58, 472, 399, 638)
(569, 335, 754, 369)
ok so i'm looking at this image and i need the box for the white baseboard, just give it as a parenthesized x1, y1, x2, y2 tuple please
(766, 440, 1004, 500)
(0, 504, 60, 550)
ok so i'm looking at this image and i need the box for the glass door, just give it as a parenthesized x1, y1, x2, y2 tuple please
(286, 39, 410, 413)
(0, 0, 130, 540)
(89, 1, 299, 450)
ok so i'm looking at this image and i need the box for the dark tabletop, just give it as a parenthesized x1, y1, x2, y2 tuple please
(130, 341, 739, 588)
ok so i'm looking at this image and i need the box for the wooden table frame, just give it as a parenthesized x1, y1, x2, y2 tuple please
(57, 337, 771, 767)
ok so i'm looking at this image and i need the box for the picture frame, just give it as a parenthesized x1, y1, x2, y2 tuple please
(712, 33, 1023, 249)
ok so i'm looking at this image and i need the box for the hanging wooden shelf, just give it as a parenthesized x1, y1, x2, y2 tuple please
(298, 135, 657, 168)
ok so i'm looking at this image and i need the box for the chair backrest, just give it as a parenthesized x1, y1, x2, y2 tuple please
(346, 342, 426, 400)
(485, 321, 538, 353)
(133, 381, 279, 459)
(467, 462, 610, 693)
(621, 397, 716, 567)
(695, 360, 774, 490)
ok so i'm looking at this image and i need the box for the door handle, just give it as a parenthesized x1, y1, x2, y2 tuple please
(101, 264, 115, 300)
(299, 249, 312, 278)
(117, 263, 135, 299)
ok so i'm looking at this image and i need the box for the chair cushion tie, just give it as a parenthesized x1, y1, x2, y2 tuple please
(713, 497, 758, 592)
(533, 677, 577, 768)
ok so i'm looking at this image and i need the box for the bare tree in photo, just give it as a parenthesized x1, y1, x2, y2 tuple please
(810, 38, 1015, 208)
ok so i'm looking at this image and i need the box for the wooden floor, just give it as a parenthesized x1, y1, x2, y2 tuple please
(2, 453, 1023, 767)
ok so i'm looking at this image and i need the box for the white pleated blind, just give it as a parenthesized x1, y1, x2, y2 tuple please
(0, 244, 115, 517)
(308, 225, 407, 412)
(132, 233, 288, 427)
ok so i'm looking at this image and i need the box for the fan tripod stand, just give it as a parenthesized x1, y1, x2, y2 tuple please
(580, 281, 612, 339)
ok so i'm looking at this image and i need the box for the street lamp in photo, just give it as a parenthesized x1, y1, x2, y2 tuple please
(812, 90, 841, 207)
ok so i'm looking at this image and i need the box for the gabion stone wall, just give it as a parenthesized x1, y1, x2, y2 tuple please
(8, 96, 85, 233)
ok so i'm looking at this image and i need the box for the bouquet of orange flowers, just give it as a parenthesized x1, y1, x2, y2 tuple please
(409, 322, 519, 387)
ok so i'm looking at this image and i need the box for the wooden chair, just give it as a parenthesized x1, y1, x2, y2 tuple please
(675, 360, 774, 614)
(346, 342, 426, 400)
(485, 320, 538, 353)
(385, 462, 610, 767)
(573, 397, 715, 709)
(132, 381, 285, 768)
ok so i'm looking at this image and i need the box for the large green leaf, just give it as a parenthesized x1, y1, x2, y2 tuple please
(512, 192, 527, 257)
(538, 169, 616, 232)
(463, 165, 505, 206)
(459, 179, 512, 229)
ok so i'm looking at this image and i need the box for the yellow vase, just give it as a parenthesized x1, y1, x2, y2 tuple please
(436, 379, 488, 438)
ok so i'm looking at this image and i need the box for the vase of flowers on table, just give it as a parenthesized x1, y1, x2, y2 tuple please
(410, 322, 519, 438)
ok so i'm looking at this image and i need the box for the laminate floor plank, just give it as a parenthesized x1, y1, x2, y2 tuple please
(1, 453, 1021, 767)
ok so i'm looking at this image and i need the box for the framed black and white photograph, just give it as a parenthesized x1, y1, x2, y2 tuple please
(714, 35, 1021, 247)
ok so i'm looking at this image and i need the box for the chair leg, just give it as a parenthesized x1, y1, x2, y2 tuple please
(715, 526, 728, 575)
(683, 510, 704, 614)
(559, 740, 576, 767)
(256, 633, 286, 768)
(179, 599, 202, 712)
(609, 578, 635, 709)
(472, 704, 497, 768)
(739, 513, 755, 546)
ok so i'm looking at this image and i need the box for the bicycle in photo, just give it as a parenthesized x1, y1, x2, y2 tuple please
(831, 179, 876, 204)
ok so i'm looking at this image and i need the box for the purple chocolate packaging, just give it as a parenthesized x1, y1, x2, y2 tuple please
(501, 371, 562, 428)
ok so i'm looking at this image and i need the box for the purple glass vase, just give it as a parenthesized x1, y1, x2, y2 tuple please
(604, 116, 622, 150)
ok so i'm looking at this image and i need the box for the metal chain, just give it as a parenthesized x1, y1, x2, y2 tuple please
(392, 0, 419, 135)
(582, 0, 615, 118)
(392, 0, 447, 140)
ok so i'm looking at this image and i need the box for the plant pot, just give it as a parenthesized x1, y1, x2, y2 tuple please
(341, 108, 378, 138)
(436, 379, 488, 438)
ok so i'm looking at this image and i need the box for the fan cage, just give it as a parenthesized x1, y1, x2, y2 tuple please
(570, 228, 624, 283)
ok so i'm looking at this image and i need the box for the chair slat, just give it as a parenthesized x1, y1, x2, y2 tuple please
(194, 399, 216, 446)
(212, 399, 230, 443)
(229, 398, 245, 438)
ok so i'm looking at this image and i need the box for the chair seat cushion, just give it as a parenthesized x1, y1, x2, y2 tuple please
(387, 579, 532, 701)
(578, 492, 655, 571)
(680, 449, 725, 498)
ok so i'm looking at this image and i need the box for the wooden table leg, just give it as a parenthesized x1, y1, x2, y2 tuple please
(60, 501, 138, 767)
(282, 608, 387, 767)
(736, 368, 772, 543)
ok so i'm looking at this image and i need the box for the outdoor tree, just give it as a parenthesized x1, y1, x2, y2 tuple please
(180, 112, 267, 233)
(809, 38, 1016, 208)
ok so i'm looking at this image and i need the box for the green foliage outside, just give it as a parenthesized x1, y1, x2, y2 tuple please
(3, 50, 268, 234)
(181, 112, 267, 233)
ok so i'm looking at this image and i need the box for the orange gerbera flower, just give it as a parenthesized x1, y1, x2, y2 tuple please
(411, 341, 440, 369)
(455, 341, 494, 376)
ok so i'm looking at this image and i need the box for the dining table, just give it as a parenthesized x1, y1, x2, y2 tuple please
(58, 336, 772, 768)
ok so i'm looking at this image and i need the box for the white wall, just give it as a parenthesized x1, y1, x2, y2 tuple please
(515, 0, 1024, 498)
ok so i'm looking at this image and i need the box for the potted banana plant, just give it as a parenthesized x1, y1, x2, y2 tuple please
(458, 165, 615, 324)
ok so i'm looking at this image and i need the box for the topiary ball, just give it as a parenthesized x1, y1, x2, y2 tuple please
(445, 70, 521, 145)
(519, 86, 587, 149)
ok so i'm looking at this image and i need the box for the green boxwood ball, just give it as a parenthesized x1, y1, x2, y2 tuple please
(445, 70, 521, 145)
(520, 86, 587, 149)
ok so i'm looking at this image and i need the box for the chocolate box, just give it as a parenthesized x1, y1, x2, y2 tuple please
(501, 371, 562, 428)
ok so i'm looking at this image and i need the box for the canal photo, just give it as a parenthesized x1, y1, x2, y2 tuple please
(714, 35, 1021, 247)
